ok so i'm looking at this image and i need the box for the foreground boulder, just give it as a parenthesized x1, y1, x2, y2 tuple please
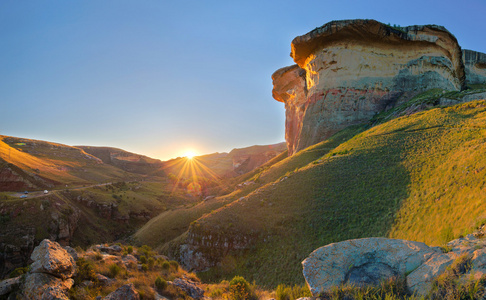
(303, 236, 486, 297)
(30, 239, 75, 279)
(303, 238, 437, 296)
(20, 239, 76, 300)
(273, 19, 486, 155)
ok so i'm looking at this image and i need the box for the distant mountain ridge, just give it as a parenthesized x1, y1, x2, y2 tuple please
(0, 135, 286, 191)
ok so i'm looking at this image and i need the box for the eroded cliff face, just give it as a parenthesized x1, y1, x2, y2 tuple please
(463, 49, 486, 86)
(273, 19, 467, 154)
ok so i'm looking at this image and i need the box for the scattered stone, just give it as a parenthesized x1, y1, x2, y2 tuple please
(96, 273, 114, 286)
(94, 244, 123, 255)
(122, 254, 138, 269)
(103, 283, 140, 300)
(63, 245, 78, 261)
(169, 278, 204, 299)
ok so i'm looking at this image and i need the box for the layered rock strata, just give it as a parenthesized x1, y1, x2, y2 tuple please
(273, 19, 468, 155)
(463, 49, 486, 85)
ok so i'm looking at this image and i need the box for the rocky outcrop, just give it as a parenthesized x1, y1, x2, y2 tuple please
(178, 228, 256, 272)
(49, 208, 80, 246)
(21, 239, 75, 300)
(103, 283, 140, 300)
(303, 235, 486, 297)
(273, 19, 475, 155)
(29, 239, 75, 279)
(169, 278, 204, 299)
(463, 49, 486, 86)
(272, 65, 307, 156)
(0, 227, 36, 279)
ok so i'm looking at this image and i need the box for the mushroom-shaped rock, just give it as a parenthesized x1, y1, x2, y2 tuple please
(30, 239, 75, 279)
(302, 237, 438, 296)
(273, 19, 470, 155)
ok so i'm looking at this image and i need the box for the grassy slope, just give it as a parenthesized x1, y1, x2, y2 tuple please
(185, 100, 486, 287)
(0, 136, 136, 188)
(133, 126, 363, 250)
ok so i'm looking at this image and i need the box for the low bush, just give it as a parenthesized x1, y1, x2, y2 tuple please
(108, 263, 122, 278)
(155, 276, 168, 291)
(229, 276, 255, 300)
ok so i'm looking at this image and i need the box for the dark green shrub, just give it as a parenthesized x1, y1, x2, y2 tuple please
(141, 263, 148, 272)
(74, 258, 97, 285)
(155, 276, 168, 291)
(140, 255, 147, 264)
(127, 245, 133, 254)
(108, 263, 122, 278)
(229, 276, 254, 300)
(148, 257, 155, 270)
(161, 261, 170, 270)
(169, 260, 179, 269)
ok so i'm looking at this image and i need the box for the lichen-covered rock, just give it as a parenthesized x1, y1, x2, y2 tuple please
(103, 283, 140, 300)
(21, 272, 73, 300)
(302, 237, 437, 296)
(30, 239, 75, 279)
(273, 19, 471, 155)
(303, 235, 486, 297)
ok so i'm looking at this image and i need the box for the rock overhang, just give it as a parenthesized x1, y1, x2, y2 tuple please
(290, 19, 464, 89)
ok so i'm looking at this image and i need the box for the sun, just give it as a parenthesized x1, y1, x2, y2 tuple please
(183, 151, 196, 159)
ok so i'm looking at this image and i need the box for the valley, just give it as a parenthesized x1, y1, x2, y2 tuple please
(2, 17, 486, 300)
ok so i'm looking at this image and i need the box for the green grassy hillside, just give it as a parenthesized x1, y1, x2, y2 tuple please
(155, 99, 486, 287)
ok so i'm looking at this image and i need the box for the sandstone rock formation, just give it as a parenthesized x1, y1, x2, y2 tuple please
(303, 235, 486, 297)
(272, 19, 486, 155)
(463, 49, 486, 86)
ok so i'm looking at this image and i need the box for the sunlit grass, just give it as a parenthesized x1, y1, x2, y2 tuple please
(186, 99, 486, 287)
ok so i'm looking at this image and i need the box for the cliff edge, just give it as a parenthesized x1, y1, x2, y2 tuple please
(273, 19, 482, 155)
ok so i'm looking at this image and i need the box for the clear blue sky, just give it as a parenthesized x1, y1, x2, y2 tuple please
(1, 0, 485, 160)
